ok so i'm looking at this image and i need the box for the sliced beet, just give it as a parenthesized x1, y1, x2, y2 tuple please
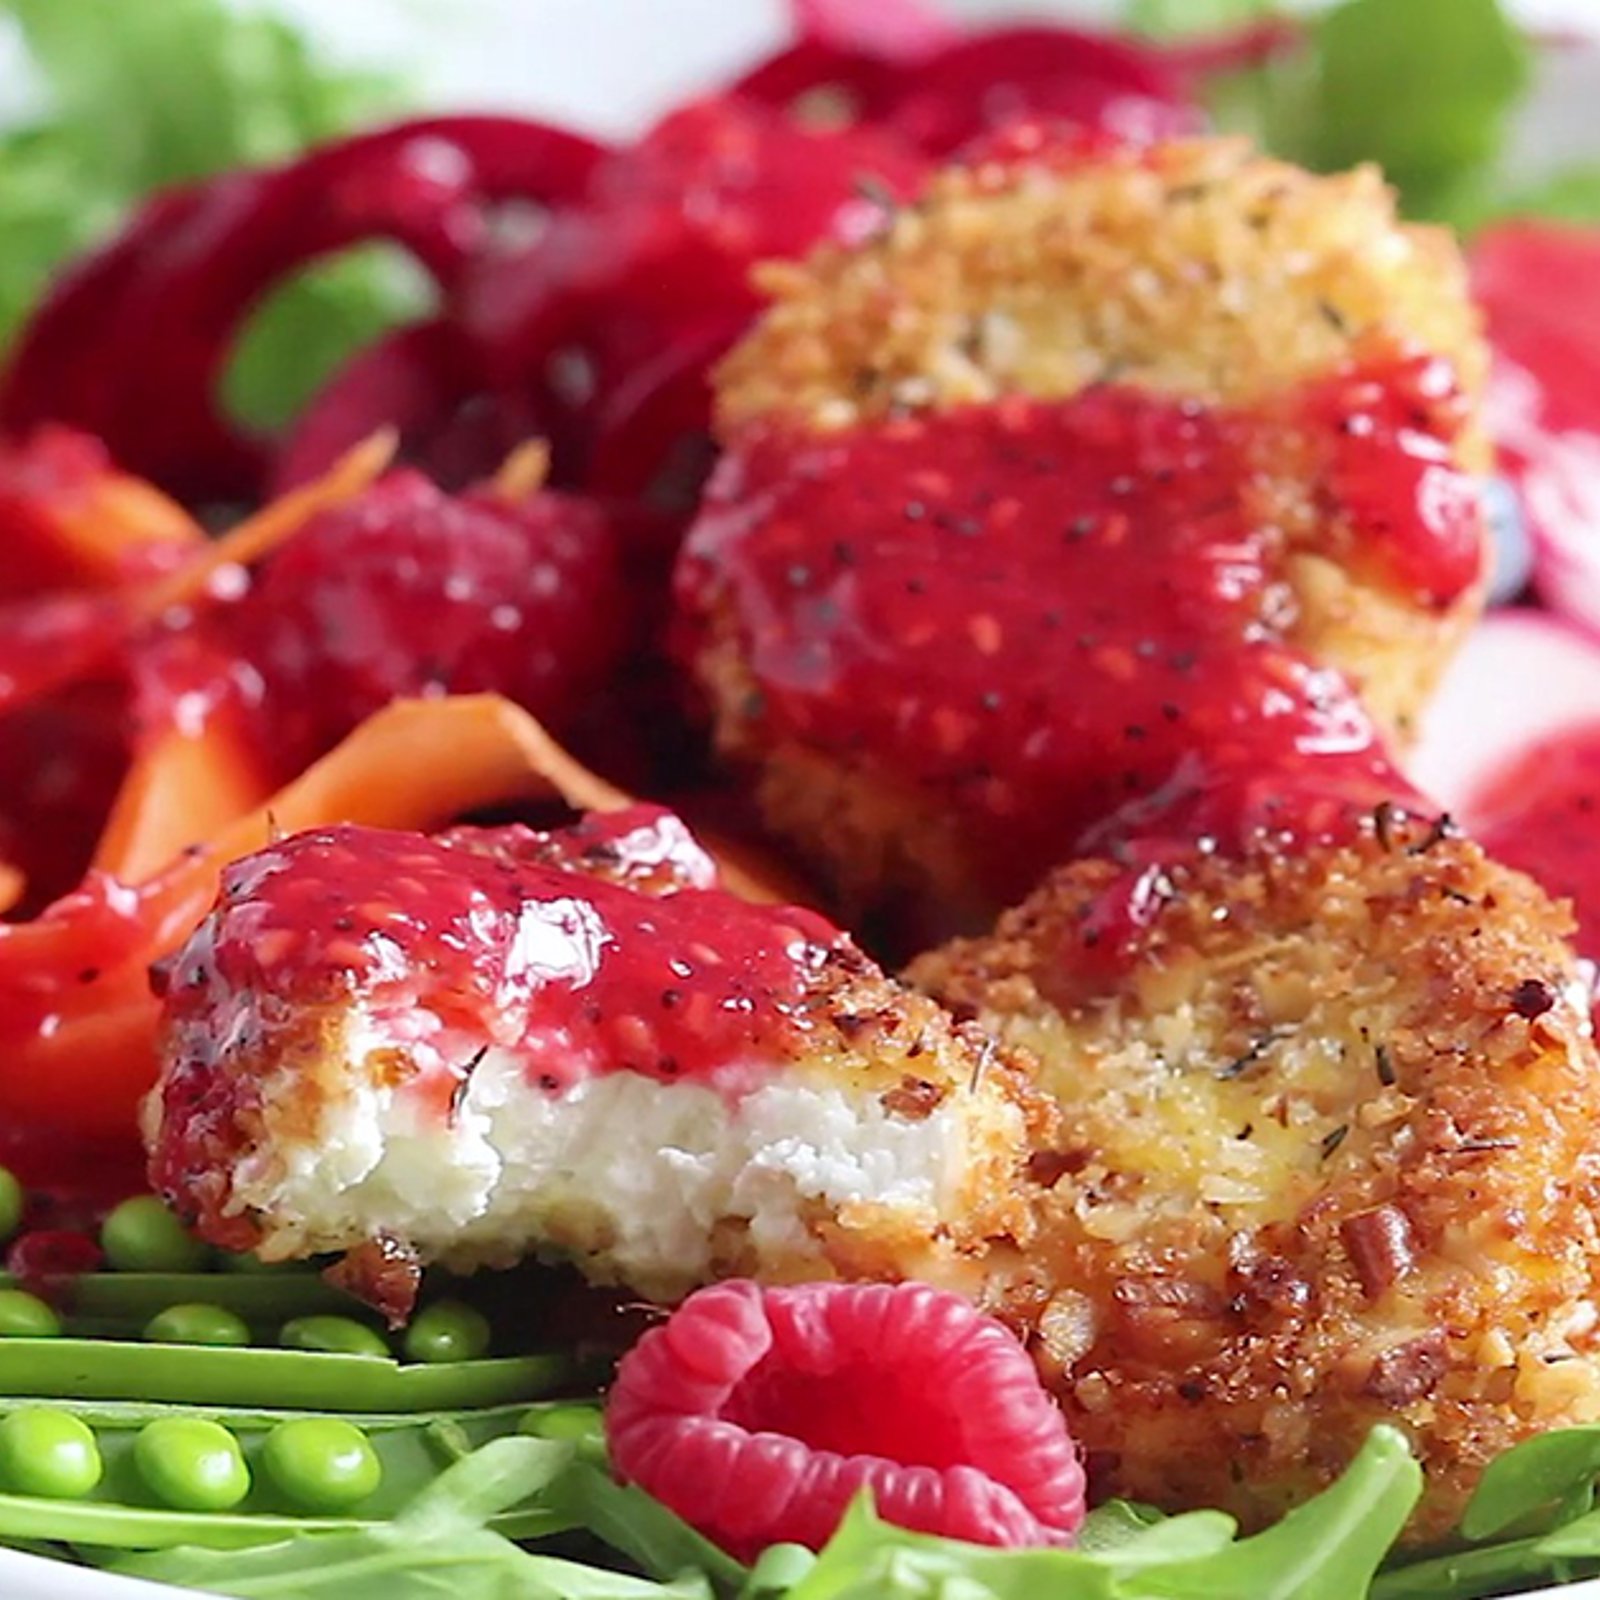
(0, 117, 606, 507)
(271, 319, 557, 495)
(881, 27, 1200, 156)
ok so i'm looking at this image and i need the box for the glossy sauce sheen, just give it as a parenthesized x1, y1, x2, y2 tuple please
(680, 359, 1479, 902)
(158, 807, 843, 1110)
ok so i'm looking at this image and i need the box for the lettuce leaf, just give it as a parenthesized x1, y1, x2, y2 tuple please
(0, 0, 420, 429)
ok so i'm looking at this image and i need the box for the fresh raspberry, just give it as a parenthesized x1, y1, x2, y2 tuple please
(606, 1279, 1086, 1559)
(226, 470, 630, 770)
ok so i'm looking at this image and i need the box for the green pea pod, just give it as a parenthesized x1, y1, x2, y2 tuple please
(0, 1399, 597, 1548)
(0, 1270, 357, 1337)
(0, 1337, 576, 1409)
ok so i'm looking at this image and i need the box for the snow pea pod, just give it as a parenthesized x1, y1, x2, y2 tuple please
(0, 1399, 595, 1549)
(0, 1269, 356, 1336)
(0, 1338, 578, 1410)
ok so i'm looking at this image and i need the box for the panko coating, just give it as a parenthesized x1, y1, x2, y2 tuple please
(908, 810, 1600, 1539)
(144, 806, 1042, 1315)
(678, 137, 1490, 925)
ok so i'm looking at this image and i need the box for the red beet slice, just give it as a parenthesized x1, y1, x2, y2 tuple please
(791, 0, 959, 60)
(607, 1279, 1086, 1560)
(0, 117, 606, 506)
(271, 319, 557, 495)
(883, 28, 1200, 156)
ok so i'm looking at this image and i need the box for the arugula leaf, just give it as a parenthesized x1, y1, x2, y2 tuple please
(546, 1455, 749, 1595)
(1461, 164, 1600, 231)
(1075, 1501, 1173, 1556)
(1192, 0, 1533, 225)
(1135, 1425, 1420, 1597)
(781, 1427, 1416, 1600)
(1460, 1423, 1600, 1539)
(394, 1435, 573, 1538)
(0, 0, 418, 428)
(1, 0, 392, 186)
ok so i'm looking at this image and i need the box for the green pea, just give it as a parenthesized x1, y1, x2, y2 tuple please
(521, 1402, 605, 1464)
(521, 1404, 604, 1442)
(279, 1315, 389, 1358)
(0, 1167, 24, 1243)
(262, 1418, 382, 1511)
(0, 1289, 60, 1337)
(745, 1544, 817, 1592)
(100, 1196, 210, 1273)
(402, 1300, 490, 1364)
(0, 1408, 102, 1499)
(134, 1418, 250, 1511)
(143, 1302, 250, 1347)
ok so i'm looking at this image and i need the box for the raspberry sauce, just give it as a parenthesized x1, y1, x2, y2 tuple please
(157, 808, 844, 1120)
(678, 357, 1481, 906)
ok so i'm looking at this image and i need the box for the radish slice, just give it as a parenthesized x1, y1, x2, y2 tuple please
(1473, 224, 1600, 636)
(1408, 608, 1600, 817)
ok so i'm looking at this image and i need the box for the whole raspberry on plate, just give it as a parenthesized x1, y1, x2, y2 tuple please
(605, 1278, 1086, 1559)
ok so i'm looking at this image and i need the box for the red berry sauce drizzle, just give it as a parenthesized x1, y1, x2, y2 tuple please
(679, 354, 1483, 930)
(149, 807, 847, 1214)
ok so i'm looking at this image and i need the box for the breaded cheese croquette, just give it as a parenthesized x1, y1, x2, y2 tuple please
(144, 805, 1040, 1313)
(677, 137, 1491, 925)
(907, 811, 1600, 1538)
(717, 137, 1487, 451)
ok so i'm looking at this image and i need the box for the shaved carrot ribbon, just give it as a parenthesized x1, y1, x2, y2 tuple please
(0, 434, 396, 722)
(0, 695, 612, 1138)
(133, 429, 396, 620)
(23, 470, 206, 594)
(91, 710, 275, 886)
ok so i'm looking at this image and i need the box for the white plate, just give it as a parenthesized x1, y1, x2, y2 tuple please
(6, 1, 1600, 1595)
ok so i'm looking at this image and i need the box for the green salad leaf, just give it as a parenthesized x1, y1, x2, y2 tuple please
(1460, 1425, 1600, 1540)
(1160, 0, 1536, 225)
(0, 0, 423, 429)
(1124, 0, 1280, 38)
(761, 1425, 1416, 1599)
(1293, 0, 1529, 218)
(544, 1451, 750, 1594)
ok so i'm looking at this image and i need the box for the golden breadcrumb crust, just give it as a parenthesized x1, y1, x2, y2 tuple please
(718, 138, 1487, 457)
(908, 814, 1600, 1540)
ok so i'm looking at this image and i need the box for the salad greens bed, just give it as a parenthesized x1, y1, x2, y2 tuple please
(5, 0, 1600, 1597)
(73, 1422, 1600, 1600)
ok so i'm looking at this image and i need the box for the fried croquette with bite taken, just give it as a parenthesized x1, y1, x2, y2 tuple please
(143, 805, 1043, 1319)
